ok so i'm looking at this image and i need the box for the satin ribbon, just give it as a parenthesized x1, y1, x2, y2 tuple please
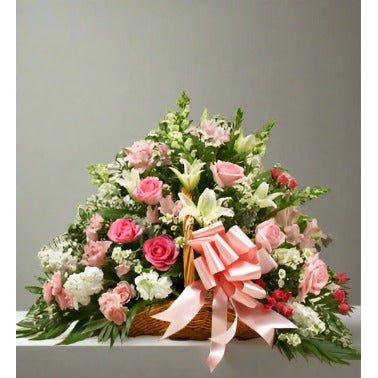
(152, 221, 296, 372)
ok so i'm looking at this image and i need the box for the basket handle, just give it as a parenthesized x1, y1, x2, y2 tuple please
(181, 189, 195, 286)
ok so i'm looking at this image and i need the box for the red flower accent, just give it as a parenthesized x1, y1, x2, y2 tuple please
(264, 295, 276, 311)
(332, 289, 346, 304)
(335, 272, 349, 285)
(271, 168, 282, 179)
(338, 302, 352, 315)
(288, 178, 297, 189)
(254, 279, 266, 288)
(277, 174, 290, 186)
(272, 289, 292, 303)
(275, 302, 293, 318)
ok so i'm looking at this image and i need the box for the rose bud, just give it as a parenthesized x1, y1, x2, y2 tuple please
(335, 272, 349, 285)
(271, 168, 282, 179)
(332, 289, 346, 304)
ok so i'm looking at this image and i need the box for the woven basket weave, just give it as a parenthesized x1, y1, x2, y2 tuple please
(130, 190, 258, 340)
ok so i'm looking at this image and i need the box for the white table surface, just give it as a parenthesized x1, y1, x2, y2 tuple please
(16, 307, 360, 378)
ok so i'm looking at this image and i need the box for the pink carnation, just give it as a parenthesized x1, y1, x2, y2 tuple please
(158, 144, 171, 165)
(42, 272, 74, 310)
(107, 218, 144, 244)
(255, 219, 286, 253)
(124, 140, 155, 173)
(299, 254, 329, 301)
(98, 292, 126, 325)
(275, 207, 300, 228)
(143, 235, 179, 271)
(82, 241, 112, 268)
(133, 177, 163, 205)
(85, 213, 104, 241)
(210, 160, 245, 188)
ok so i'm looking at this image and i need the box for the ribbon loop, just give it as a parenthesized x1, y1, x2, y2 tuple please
(153, 221, 296, 372)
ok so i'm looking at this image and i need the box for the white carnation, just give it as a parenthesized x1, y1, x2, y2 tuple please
(64, 267, 103, 309)
(135, 271, 172, 301)
(291, 302, 326, 337)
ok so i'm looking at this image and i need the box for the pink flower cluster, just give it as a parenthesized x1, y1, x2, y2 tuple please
(43, 272, 74, 310)
(191, 119, 230, 147)
(133, 177, 163, 205)
(98, 282, 135, 325)
(123, 140, 171, 173)
(146, 194, 183, 223)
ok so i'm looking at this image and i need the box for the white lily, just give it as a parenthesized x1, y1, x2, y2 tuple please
(178, 188, 234, 226)
(170, 158, 205, 193)
(251, 182, 282, 208)
(234, 130, 257, 154)
(117, 169, 140, 195)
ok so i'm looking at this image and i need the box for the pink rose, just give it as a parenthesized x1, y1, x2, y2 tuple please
(158, 194, 182, 216)
(98, 292, 126, 325)
(81, 241, 112, 268)
(123, 140, 155, 173)
(299, 254, 329, 301)
(115, 264, 130, 277)
(133, 177, 163, 205)
(85, 213, 104, 241)
(210, 160, 245, 188)
(143, 235, 179, 271)
(146, 206, 160, 223)
(107, 218, 144, 244)
(43, 282, 53, 304)
(255, 219, 286, 253)
(112, 281, 135, 304)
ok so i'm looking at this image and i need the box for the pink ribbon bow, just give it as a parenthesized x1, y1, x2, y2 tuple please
(152, 221, 296, 371)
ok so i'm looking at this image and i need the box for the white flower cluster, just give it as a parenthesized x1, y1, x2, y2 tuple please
(38, 236, 78, 274)
(111, 247, 133, 264)
(272, 248, 303, 270)
(278, 332, 302, 347)
(134, 271, 172, 301)
(291, 302, 326, 337)
(98, 182, 120, 200)
(64, 267, 103, 309)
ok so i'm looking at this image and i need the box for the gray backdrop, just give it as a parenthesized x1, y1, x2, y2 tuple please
(17, 0, 360, 309)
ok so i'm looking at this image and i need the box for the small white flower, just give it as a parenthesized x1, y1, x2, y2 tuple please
(278, 279, 285, 288)
(278, 269, 286, 279)
(278, 333, 302, 347)
(134, 264, 143, 274)
(98, 183, 120, 200)
(178, 188, 234, 226)
(135, 271, 172, 301)
(273, 248, 303, 269)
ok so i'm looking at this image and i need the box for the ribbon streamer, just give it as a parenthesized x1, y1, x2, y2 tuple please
(152, 221, 296, 372)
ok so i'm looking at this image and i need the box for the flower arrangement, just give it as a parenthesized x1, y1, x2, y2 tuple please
(17, 93, 360, 371)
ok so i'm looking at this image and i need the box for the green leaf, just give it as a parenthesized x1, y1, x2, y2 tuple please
(98, 208, 127, 220)
(234, 108, 243, 130)
(83, 318, 109, 334)
(31, 322, 71, 340)
(162, 263, 182, 278)
(122, 300, 151, 339)
(25, 286, 42, 295)
(58, 320, 91, 345)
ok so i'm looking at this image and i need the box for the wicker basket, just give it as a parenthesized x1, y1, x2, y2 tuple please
(130, 190, 258, 340)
